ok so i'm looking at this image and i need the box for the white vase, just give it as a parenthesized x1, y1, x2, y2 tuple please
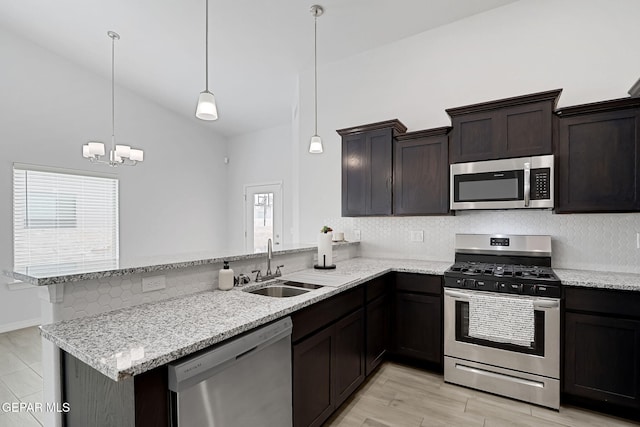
(317, 232, 333, 267)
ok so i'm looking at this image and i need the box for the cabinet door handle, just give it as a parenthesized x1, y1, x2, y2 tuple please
(524, 162, 531, 207)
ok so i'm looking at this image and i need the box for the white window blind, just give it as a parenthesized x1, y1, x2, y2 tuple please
(13, 164, 119, 269)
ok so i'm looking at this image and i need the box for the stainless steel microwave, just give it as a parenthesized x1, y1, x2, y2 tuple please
(450, 155, 554, 210)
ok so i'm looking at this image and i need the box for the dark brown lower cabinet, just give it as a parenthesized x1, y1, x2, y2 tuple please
(292, 309, 364, 427)
(292, 324, 334, 427)
(392, 273, 442, 365)
(565, 312, 640, 408)
(564, 287, 640, 415)
(334, 309, 365, 406)
(365, 293, 390, 375)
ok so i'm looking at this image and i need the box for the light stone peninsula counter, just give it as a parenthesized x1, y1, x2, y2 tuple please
(40, 257, 451, 381)
(39, 255, 640, 382)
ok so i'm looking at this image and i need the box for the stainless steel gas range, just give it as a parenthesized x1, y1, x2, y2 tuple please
(443, 234, 561, 409)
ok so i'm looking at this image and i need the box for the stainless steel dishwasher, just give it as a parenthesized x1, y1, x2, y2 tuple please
(168, 317, 293, 427)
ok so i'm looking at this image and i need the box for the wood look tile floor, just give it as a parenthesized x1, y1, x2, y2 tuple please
(2, 328, 638, 427)
(0, 326, 43, 426)
(325, 362, 640, 427)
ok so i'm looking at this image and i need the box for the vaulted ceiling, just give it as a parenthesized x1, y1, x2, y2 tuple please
(0, 0, 519, 136)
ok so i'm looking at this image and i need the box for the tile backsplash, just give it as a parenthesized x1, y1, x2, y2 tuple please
(328, 210, 640, 274)
(57, 244, 358, 321)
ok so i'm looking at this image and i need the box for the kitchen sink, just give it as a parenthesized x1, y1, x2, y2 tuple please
(247, 286, 309, 297)
(277, 281, 324, 290)
(245, 281, 323, 297)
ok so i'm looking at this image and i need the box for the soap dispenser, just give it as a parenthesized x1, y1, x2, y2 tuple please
(219, 261, 234, 291)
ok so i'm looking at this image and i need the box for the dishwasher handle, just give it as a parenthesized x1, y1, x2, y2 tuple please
(168, 317, 292, 392)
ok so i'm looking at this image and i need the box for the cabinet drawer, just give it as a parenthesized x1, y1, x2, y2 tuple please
(366, 275, 390, 302)
(292, 287, 364, 342)
(565, 287, 640, 318)
(395, 273, 442, 295)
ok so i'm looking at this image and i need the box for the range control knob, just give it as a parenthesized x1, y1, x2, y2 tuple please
(509, 283, 524, 293)
(536, 285, 548, 296)
(463, 279, 476, 288)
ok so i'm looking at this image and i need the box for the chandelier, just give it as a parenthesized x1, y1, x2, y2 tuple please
(82, 31, 144, 166)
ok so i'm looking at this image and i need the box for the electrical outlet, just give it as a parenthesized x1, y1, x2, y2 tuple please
(410, 230, 424, 242)
(353, 230, 361, 241)
(142, 275, 166, 293)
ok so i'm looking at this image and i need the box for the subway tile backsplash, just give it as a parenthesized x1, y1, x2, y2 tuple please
(328, 211, 640, 274)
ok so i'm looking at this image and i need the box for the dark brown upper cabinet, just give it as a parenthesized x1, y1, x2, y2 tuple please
(338, 120, 407, 216)
(555, 97, 640, 213)
(394, 127, 450, 215)
(446, 89, 562, 163)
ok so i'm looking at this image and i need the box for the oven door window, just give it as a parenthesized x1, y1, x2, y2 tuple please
(454, 170, 523, 203)
(455, 301, 545, 356)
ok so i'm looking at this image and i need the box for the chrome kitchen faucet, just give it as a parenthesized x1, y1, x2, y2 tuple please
(251, 238, 284, 282)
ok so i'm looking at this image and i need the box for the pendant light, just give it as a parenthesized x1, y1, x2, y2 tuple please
(196, 0, 218, 120)
(309, 5, 324, 154)
(82, 31, 144, 166)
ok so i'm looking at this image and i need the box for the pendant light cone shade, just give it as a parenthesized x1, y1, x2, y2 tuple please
(196, 0, 218, 121)
(309, 5, 324, 154)
(196, 90, 218, 120)
(309, 135, 323, 153)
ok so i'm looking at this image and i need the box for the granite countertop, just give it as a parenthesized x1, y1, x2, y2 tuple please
(39, 257, 450, 381)
(555, 268, 640, 292)
(39, 256, 640, 382)
(8, 241, 358, 286)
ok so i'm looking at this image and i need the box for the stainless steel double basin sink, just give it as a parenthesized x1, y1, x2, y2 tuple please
(245, 281, 323, 297)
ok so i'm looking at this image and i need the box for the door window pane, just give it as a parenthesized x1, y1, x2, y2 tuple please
(253, 193, 273, 252)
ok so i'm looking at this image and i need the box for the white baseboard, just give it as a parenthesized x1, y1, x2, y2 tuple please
(0, 317, 41, 334)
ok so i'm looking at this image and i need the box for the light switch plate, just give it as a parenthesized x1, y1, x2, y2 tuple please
(142, 275, 166, 293)
(410, 230, 424, 242)
(353, 230, 361, 241)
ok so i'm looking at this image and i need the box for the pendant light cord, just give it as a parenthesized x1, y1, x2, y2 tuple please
(205, 0, 209, 91)
(314, 13, 318, 135)
(111, 33, 116, 150)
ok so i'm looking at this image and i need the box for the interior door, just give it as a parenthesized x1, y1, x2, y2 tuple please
(244, 182, 283, 253)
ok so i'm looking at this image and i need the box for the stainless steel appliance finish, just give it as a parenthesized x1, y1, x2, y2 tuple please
(168, 317, 293, 426)
(444, 357, 560, 410)
(444, 289, 560, 385)
(443, 234, 561, 409)
(454, 233, 552, 258)
(450, 154, 554, 210)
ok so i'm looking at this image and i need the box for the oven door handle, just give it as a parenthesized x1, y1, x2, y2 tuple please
(444, 289, 471, 300)
(533, 300, 559, 309)
(444, 289, 559, 309)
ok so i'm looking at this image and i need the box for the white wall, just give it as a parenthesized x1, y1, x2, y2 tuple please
(293, 0, 640, 270)
(226, 124, 294, 251)
(0, 26, 229, 330)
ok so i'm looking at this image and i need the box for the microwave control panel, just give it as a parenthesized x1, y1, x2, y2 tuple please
(531, 168, 551, 200)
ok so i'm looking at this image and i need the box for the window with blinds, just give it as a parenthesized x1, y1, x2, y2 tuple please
(13, 165, 119, 269)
